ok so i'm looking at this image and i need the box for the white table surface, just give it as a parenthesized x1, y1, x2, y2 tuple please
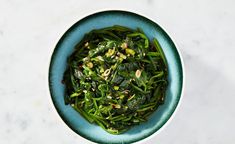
(1, 0, 235, 143)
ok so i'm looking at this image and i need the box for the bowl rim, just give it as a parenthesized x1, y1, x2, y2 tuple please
(48, 10, 185, 144)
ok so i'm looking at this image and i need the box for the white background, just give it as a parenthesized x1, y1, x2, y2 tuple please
(1, 0, 235, 143)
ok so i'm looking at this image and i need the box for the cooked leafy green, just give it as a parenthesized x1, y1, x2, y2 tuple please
(63, 25, 168, 134)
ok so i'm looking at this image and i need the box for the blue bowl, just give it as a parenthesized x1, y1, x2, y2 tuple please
(49, 10, 184, 144)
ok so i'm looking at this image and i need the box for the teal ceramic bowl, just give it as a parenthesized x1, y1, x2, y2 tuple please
(49, 10, 184, 144)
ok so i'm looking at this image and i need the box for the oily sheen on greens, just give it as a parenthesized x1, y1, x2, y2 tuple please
(63, 25, 168, 134)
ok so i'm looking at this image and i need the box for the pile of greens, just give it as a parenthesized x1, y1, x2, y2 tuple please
(63, 25, 168, 134)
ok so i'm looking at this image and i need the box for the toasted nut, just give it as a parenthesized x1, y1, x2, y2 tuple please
(121, 42, 128, 49)
(87, 62, 93, 68)
(135, 69, 142, 78)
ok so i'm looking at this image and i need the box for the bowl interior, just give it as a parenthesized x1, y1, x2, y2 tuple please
(49, 11, 183, 144)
